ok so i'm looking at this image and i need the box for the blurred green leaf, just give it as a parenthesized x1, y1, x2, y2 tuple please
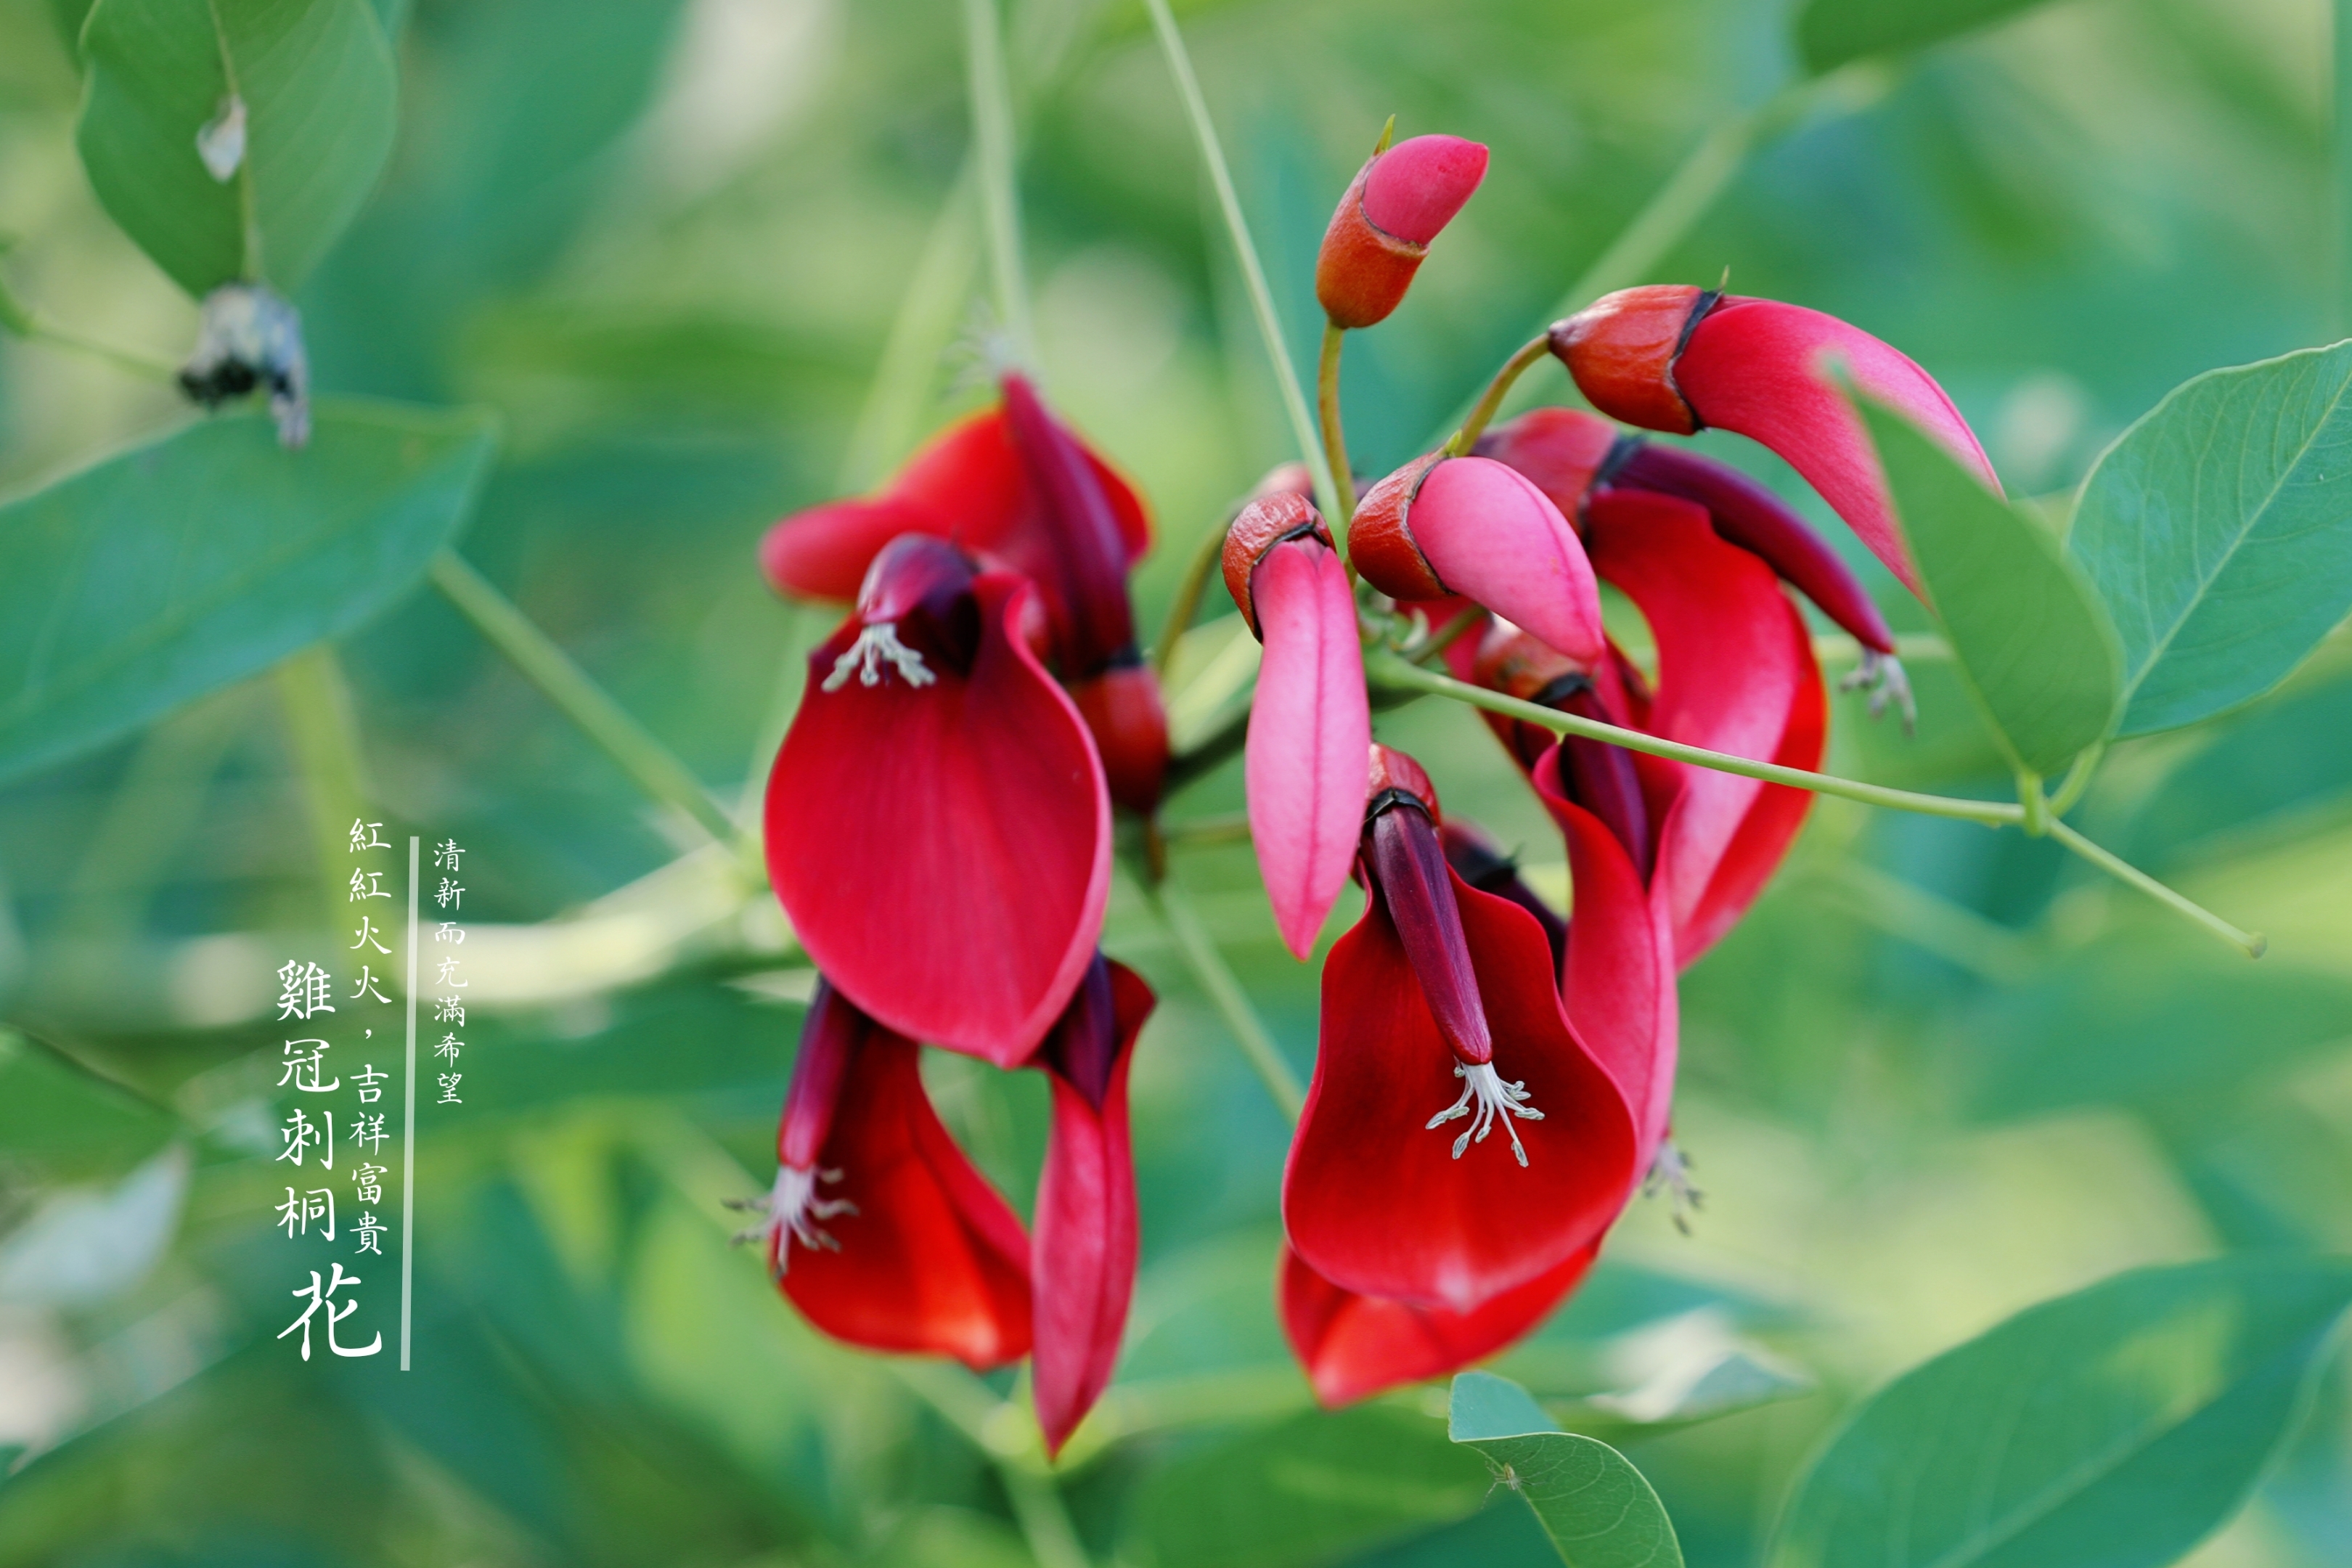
(1125, 1404, 1487, 1568)
(2070, 343, 2352, 737)
(1859, 398, 2122, 778)
(1445, 1372, 1683, 1568)
(1765, 1257, 2352, 1568)
(0, 401, 497, 784)
(75, 0, 396, 295)
(1794, 0, 2056, 75)
(1959, 938, 2352, 1121)
(0, 1029, 177, 1182)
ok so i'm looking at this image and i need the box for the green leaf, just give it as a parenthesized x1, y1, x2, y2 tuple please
(0, 401, 498, 784)
(76, 0, 396, 295)
(1765, 1257, 2352, 1568)
(1447, 1372, 1685, 1568)
(1794, 0, 2056, 75)
(1858, 398, 2123, 778)
(1125, 1405, 1488, 1568)
(2068, 343, 2352, 737)
(0, 1029, 178, 1183)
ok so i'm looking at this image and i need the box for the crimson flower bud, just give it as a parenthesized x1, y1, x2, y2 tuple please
(1549, 286, 1999, 591)
(1066, 658, 1169, 813)
(1352, 454, 1604, 664)
(1315, 134, 1489, 330)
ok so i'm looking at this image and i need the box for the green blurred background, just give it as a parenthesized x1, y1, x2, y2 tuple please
(1, 0, 2349, 1563)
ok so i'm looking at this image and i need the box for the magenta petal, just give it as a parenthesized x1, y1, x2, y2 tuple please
(1360, 134, 1490, 244)
(1411, 457, 1605, 664)
(1283, 873, 1638, 1310)
(1030, 959, 1152, 1456)
(1675, 296, 1999, 592)
(765, 573, 1111, 1066)
(1246, 537, 1371, 960)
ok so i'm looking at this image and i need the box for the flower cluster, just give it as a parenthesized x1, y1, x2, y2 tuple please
(751, 376, 1166, 1452)
(750, 126, 1996, 1439)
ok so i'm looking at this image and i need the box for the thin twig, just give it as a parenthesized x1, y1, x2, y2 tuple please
(961, 0, 1033, 364)
(1317, 322, 1357, 522)
(1142, 877, 1305, 1120)
(1143, 0, 1344, 533)
(2048, 821, 2265, 958)
(1153, 524, 1228, 679)
(1446, 333, 1550, 455)
(429, 552, 752, 862)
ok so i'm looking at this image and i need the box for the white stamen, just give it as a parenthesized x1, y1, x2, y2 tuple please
(1424, 1061, 1544, 1167)
(1838, 651, 1915, 732)
(822, 621, 936, 692)
(730, 1164, 857, 1276)
(1643, 1140, 1703, 1235)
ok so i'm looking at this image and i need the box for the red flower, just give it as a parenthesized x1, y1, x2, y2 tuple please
(1225, 488, 1373, 959)
(751, 981, 1032, 1370)
(1316, 134, 1489, 329)
(1281, 747, 1638, 1312)
(765, 536, 1111, 1066)
(1548, 287, 1998, 591)
(1029, 954, 1154, 1456)
(759, 375, 1168, 808)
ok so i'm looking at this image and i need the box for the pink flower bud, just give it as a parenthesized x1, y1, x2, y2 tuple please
(1315, 134, 1488, 330)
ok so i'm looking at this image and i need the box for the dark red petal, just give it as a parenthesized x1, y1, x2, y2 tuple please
(1674, 295, 1999, 592)
(777, 1030, 1032, 1370)
(1030, 959, 1153, 1456)
(1440, 820, 1567, 977)
(1612, 443, 1896, 656)
(1365, 801, 1492, 1068)
(777, 979, 858, 1169)
(1586, 489, 1821, 968)
(1279, 1242, 1597, 1408)
(1000, 373, 1143, 674)
(1282, 873, 1638, 1311)
(766, 573, 1111, 1067)
(1532, 759, 1680, 1173)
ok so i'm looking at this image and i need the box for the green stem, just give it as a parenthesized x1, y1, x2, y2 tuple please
(2046, 742, 2104, 817)
(1000, 1467, 1093, 1568)
(1143, 0, 1344, 534)
(1371, 654, 2020, 824)
(429, 552, 749, 859)
(274, 645, 372, 938)
(1316, 322, 1357, 522)
(1153, 523, 1228, 679)
(2017, 768, 2050, 838)
(1377, 655, 2263, 954)
(2046, 821, 2266, 958)
(1414, 605, 1486, 666)
(1814, 632, 1952, 665)
(1159, 812, 1251, 847)
(1141, 877, 1305, 1120)
(961, 0, 1033, 364)
(1446, 333, 1551, 456)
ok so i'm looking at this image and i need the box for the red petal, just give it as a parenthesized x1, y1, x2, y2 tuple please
(761, 494, 950, 602)
(1674, 296, 1999, 592)
(1474, 407, 1620, 520)
(1278, 1242, 1597, 1407)
(1000, 374, 1143, 672)
(1031, 960, 1154, 1456)
(1532, 764, 1680, 1172)
(756, 405, 1149, 607)
(766, 573, 1111, 1066)
(1282, 873, 1637, 1310)
(1585, 489, 1821, 967)
(777, 1030, 1032, 1370)
(1246, 537, 1371, 960)
(1360, 134, 1490, 245)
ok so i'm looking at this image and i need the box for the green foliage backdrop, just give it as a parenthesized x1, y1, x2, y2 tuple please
(1, 0, 2349, 1565)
